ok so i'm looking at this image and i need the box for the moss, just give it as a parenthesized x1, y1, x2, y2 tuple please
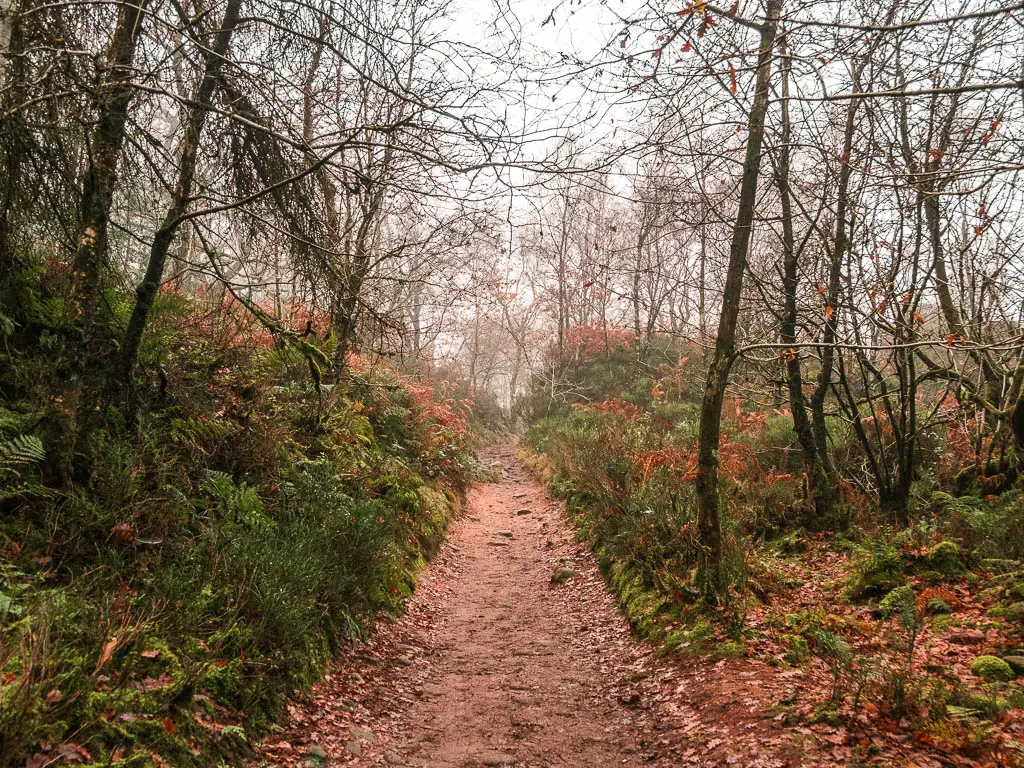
(609, 565, 669, 638)
(1007, 582, 1024, 602)
(925, 540, 963, 577)
(986, 605, 1018, 620)
(663, 620, 714, 655)
(809, 702, 844, 727)
(927, 598, 951, 615)
(849, 539, 904, 598)
(713, 640, 746, 658)
(971, 655, 1014, 682)
(930, 491, 956, 514)
(781, 633, 811, 664)
(878, 585, 917, 619)
(932, 614, 954, 633)
(776, 528, 808, 556)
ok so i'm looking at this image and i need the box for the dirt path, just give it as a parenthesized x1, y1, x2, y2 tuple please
(384, 447, 651, 767)
(263, 445, 840, 768)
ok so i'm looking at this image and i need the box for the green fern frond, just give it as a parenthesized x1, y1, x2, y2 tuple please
(170, 417, 236, 446)
(0, 434, 45, 479)
(946, 704, 982, 721)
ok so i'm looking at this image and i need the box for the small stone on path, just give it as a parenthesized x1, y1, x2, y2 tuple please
(306, 743, 328, 759)
(479, 750, 516, 766)
(1003, 655, 1024, 675)
(348, 725, 376, 741)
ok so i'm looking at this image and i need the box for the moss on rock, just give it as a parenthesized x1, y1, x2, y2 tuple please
(971, 654, 1014, 682)
(925, 540, 963, 577)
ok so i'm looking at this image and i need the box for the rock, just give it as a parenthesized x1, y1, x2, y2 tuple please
(972, 654, 1014, 682)
(550, 567, 580, 585)
(338, 698, 357, 711)
(511, 693, 532, 705)
(1008, 582, 1024, 602)
(1003, 655, 1024, 676)
(348, 726, 376, 741)
(306, 743, 328, 759)
(497, 530, 514, 538)
(396, 655, 414, 666)
(478, 750, 515, 766)
(488, 541, 509, 547)
(346, 739, 362, 756)
(383, 751, 402, 764)
(979, 558, 1020, 574)
(515, 508, 531, 516)
(925, 540, 964, 577)
(950, 628, 986, 644)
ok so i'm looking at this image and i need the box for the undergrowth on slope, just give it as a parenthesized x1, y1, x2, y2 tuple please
(0, 278, 473, 766)
(524, 332, 1024, 766)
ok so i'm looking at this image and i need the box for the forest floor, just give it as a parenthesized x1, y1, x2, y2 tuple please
(254, 445, 997, 768)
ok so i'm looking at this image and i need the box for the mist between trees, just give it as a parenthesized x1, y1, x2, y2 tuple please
(4, 0, 1024, 608)
(2, 0, 1024, 763)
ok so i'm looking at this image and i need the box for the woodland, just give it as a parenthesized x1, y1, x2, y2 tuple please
(2, 0, 1024, 766)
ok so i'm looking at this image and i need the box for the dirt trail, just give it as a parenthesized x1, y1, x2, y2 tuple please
(385, 447, 649, 767)
(265, 445, 834, 768)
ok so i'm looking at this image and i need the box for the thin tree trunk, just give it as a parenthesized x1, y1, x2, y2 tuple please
(773, 32, 834, 525)
(804, 59, 868, 527)
(698, 221, 707, 336)
(118, 0, 243, 384)
(0, 0, 22, 278)
(695, 0, 782, 598)
(70, 0, 150, 321)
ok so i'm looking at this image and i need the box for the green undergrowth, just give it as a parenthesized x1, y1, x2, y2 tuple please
(0, 285, 472, 765)
(525, 400, 1024, 668)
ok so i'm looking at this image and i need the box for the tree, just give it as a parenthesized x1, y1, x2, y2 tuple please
(694, 0, 782, 597)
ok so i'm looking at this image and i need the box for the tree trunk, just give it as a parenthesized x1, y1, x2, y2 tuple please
(70, 0, 150, 322)
(773, 32, 835, 525)
(695, 0, 782, 599)
(118, 0, 243, 384)
(0, 0, 22, 278)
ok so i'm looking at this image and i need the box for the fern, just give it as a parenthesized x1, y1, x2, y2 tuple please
(200, 470, 272, 531)
(814, 629, 854, 701)
(0, 481, 59, 503)
(170, 417, 236, 447)
(0, 434, 45, 480)
(946, 704, 983, 721)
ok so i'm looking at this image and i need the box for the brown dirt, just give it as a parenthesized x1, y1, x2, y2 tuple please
(260, 445, 844, 768)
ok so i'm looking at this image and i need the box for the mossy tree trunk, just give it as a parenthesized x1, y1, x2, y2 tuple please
(69, 0, 150, 323)
(695, 0, 782, 600)
(117, 0, 243, 385)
